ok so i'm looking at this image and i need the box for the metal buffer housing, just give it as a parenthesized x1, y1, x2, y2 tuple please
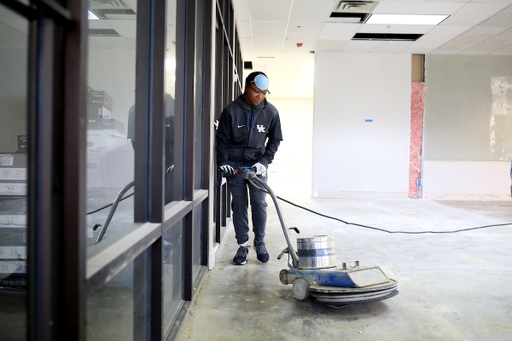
(236, 167, 398, 305)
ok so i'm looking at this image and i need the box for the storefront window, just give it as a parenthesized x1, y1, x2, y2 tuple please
(0, 3, 29, 340)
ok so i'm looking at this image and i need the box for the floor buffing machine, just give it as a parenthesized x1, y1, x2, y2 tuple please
(236, 167, 398, 305)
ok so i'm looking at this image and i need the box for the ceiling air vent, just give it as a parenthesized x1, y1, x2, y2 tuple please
(89, 29, 121, 37)
(89, 0, 136, 20)
(352, 33, 423, 41)
(328, 1, 379, 23)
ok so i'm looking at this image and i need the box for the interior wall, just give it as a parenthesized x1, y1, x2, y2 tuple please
(422, 55, 512, 199)
(267, 97, 313, 198)
(88, 48, 136, 129)
(0, 48, 27, 152)
(313, 52, 411, 198)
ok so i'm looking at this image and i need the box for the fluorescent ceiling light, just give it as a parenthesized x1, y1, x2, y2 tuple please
(295, 77, 314, 85)
(88, 10, 100, 20)
(302, 61, 314, 72)
(290, 88, 309, 96)
(366, 14, 449, 26)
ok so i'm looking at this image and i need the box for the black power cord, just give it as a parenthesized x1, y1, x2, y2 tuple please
(86, 193, 134, 215)
(276, 196, 512, 234)
(86, 177, 512, 234)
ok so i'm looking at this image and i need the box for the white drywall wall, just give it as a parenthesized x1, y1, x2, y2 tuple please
(313, 52, 411, 198)
(267, 97, 313, 198)
(423, 161, 511, 200)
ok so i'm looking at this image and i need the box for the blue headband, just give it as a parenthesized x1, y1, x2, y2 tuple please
(253, 74, 269, 90)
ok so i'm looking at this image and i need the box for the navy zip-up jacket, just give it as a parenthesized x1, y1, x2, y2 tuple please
(216, 95, 283, 168)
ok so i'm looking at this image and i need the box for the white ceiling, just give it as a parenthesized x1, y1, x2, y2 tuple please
(233, 0, 512, 98)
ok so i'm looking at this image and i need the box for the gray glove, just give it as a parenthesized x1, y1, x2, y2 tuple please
(220, 164, 235, 176)
(252, 162, 267, 177)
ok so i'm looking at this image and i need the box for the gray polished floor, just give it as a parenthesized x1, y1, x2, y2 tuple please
(176, 198, 512, 341)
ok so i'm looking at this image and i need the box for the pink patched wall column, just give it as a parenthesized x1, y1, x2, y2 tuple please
(409, 82, 425, 198)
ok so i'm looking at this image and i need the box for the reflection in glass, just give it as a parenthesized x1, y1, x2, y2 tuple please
(0, 4, 29, 341)
(192, 204, 203, 281)
(86, 0, 137, 246)
(86, 261, 134, 341)
(163, 220, 183, 331)
(165, 0, 177, 204)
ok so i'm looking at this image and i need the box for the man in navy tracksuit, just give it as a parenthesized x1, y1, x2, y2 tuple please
(216, 71, 283, 265)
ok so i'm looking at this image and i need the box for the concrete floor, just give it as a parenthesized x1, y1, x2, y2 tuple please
(176, 198, 512, 341)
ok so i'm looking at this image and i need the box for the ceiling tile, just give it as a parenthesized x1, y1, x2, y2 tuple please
(282, 38, 317, 52)
(241, 38, 253, 52)
(89, 21, 112, 29)
(357, 24, 434, 34)
(249, 0, 293, 21)
(251, 39, 283, 54)
(416, 34, 459, 42)
(454, 2, 509, 16)
(408, 41, 446, 49)
(489, 44, 512, 56)
(440, 15, 489, 26)
(463, 25, 509, 36)
(468, 41, 510, 51)
(459, 50, 490, 54)
(314, 39, 348, 51)
(373, 2, 466, 15)
(289, 0, 334, 22)
(286, 22, 325, 39)
(485, 28, 512, 43)
(371, 41, 413, 53)
(105, 20, 136, 38)
(429, 49, 464, 54)
(342, 40, 381, 53)
(251, 21, 288, 38)
(437, 39, 479, 49)
(0, 21, 28, 45)
(428, 25, 472, 35)
(318, 23, 361, 40)
(478, 4, 512, 27)
(238, 20, 251, 38)
(233, 0, 251, 21)
(402, 47, 436, 54)
(448, 33, 490, 43)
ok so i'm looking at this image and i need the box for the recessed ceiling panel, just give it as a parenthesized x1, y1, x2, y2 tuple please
(352, 33, 423, 41)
